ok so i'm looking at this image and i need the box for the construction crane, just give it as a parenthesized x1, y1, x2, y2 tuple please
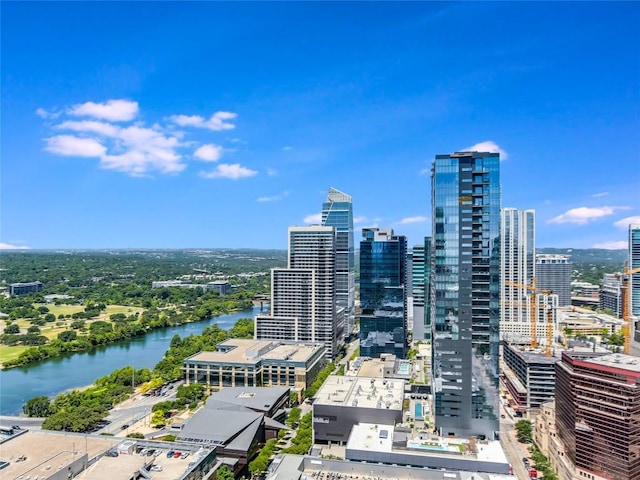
(505, 277, 552, 350)
(619, 262, 640, 355)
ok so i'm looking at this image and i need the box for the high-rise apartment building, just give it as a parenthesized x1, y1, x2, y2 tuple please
(600, 273, 622, 318)
(359, 228, 408, 358)
(321, 187, 355, 340)
(500, 208, 536, 341)
(630, 223, 640, 317)
(411, 238, 433, 341)
(255, 225, 341, 358)
(555, 351, 640, 480)
(536, 254, 572, 306)
(430, 151, 501, 439)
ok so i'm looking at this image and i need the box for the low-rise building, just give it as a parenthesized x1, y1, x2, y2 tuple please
(205, 280, 231, 295)
(0, 430, 218, 480)
(312, 375, 404, 444)
(265, 454, 516, 480)
(557, 307, 623, 340)
(9, 281, 43, 295)
(501, 342, 559, 416)
(346, 423, 512, 475)
(599, 273, 622, 317)
(183, 339, 325, 391)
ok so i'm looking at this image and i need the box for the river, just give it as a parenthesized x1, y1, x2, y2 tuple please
(0, 306, 265, 415)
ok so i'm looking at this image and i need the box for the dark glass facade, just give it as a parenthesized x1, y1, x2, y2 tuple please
(359, 228, 408, 358)
(430, 151, 500, 439)
(322, 187, 355, 340)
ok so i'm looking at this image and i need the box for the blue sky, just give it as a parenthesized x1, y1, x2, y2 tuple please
(2, 2, 639, 250)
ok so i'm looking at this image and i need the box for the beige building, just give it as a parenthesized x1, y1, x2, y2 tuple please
(183, 338, 325, 392)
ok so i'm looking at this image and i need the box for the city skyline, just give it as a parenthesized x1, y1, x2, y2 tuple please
(2, 2, 639, 250)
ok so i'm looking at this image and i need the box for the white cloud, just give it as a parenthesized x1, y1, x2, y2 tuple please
(398, 216, 428, 225)
(45, 135, 107, 157)
(257, 191, 289, 202)
(267, 168, 278, 176)
(35, 107, 60, 119)
(0, 242, 30, 250)
(193, 144, 223, 162)
(593, 241, 627, 249)
(353, 216, 368, 225)
(282, 146, 293, 151)
(56, 120, 120, 137)
(304, 213, 322, 224)
(614, 216, 640, 229)
(200, 163, 257, 180)
(68, 99, 139, 122)
(170, 111, 237, 131)
(419, 168, 430, 175)
(462, 140, 508, 160)
(41, 99, 241, 176)
(548, 206, 629, 225)
(591, 192, 609, 198)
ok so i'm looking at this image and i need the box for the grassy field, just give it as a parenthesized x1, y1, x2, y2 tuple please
(0, 304, 145, 365)
(0, 345, 27, 364)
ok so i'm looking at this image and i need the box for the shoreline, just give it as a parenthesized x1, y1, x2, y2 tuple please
(0, 305, 256, 370)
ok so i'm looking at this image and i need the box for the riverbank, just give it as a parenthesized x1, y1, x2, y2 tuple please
(0, 307, 262, 415)
(1, 301, 255, 370)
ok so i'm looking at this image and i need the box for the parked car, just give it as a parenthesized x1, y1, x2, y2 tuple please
(150, 465, 163, 472)
(180, 452, 189, 459)
(173, 451, 181, 458)
(166, 450, 174, 458)
(105, 450, 119, 457)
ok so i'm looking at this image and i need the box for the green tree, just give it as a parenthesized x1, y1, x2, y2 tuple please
(4, 323, 20, 334)
(515, 419, 533, 443)
(58, 330, 78, 342)
(216, 465, 234, 480)
(23, 396, 52, 417)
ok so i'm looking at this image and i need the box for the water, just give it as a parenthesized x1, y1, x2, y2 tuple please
(414, 402, 423, 418)
(0, 306, 264, 415)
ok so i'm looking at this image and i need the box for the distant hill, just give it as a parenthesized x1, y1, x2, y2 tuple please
(537, 248, 627, 266)
(537, 248, 627, 284)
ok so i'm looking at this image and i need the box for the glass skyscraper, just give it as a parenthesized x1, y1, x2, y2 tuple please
(322, 187, 355, 340)
(630, 223, 640, 318)
(411, 237, 432, 341)
(430, 151, 500, 439)
(359, 228, 408, 358)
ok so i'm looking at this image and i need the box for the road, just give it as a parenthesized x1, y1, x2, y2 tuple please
(499, 402, 530, 480)
(0, 415, 44, 430)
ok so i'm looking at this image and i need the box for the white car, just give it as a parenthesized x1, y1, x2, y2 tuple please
(150, 465, 163, 472)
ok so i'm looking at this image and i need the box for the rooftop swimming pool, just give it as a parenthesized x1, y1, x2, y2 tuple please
(415, 403, 423, 418)
(398, 362, 410, 374)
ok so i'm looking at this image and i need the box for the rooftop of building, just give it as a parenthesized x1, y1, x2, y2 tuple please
(178, 406, 263, 449)
(314, 375, 404, 410)
(266, 454, 516, 480)
(346, 423, 509, 465)
(185, 339, 324, 365)
(583, 353, 640, 373)
(0, 430, 212, 480)
(205, 386, 289, 412)
(504, 343, 561, 365)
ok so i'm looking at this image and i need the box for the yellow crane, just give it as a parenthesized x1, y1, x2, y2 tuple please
(619, 262, 640, 355)
(505, 277, 552, 350)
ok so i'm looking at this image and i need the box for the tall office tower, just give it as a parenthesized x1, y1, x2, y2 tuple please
(600, 273, 623, 317)
(430, 151, 501, 439)
(411, 238, 432, 341)
(631, 224, 640, 317)
(322, 187, 355, 340)
(555, 352, 640, 480)
(500, 208, 536, 342)
(359, 228, 408, 358)
(535, 254, 572, 306)
(255, 225, 341, 358)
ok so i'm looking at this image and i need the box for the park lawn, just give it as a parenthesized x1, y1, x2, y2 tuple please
(0, 345, 28, 364)
(35, 304, 84, 317)
(103, 305, 143, 316)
